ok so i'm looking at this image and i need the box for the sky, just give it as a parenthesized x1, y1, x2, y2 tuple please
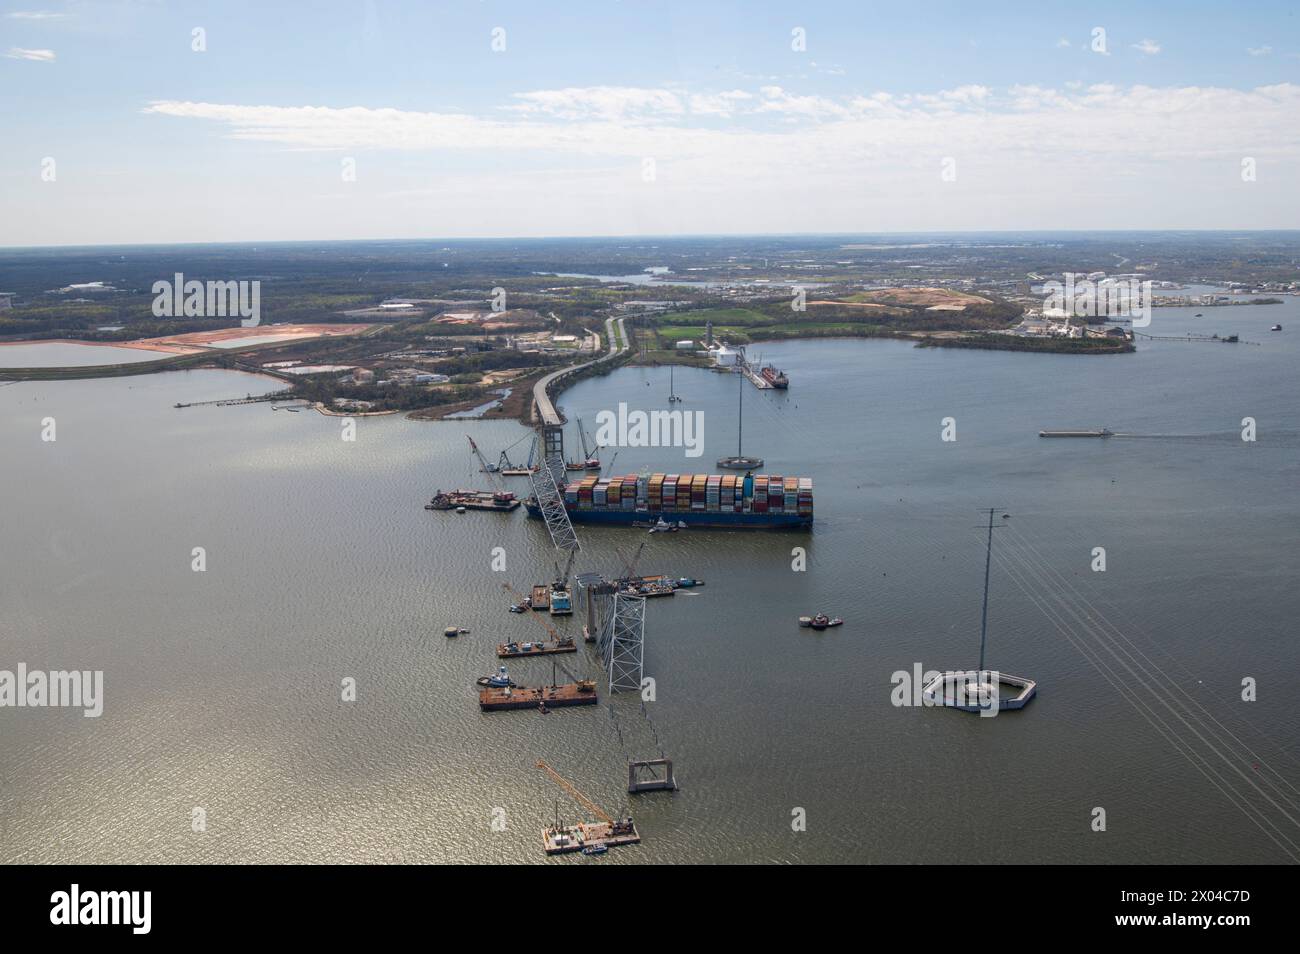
(2, 0, 1299, 247)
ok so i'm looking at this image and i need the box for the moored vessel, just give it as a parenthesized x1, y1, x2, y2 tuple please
(525, 471, 813, 529)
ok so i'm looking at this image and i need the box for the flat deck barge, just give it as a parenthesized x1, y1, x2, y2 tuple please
(542, 820, 641, 855)
(530, 585, 551, 609)
(426, 489, 520, 511)
(497, 639, 578, 658)
(479, 682, 598, 711)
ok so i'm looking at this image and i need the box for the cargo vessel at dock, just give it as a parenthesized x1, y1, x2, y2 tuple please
(526, 472, 813, 529)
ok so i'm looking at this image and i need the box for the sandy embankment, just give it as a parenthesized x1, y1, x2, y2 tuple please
(108, 323, 374, 354)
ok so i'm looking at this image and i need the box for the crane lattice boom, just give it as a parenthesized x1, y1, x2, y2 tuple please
(535, 760, 612, 825)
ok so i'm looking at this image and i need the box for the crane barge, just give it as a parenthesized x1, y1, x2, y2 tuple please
(536, 760, 640, 855)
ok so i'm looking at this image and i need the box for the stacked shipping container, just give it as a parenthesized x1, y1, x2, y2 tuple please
(560, 473, 812, 522)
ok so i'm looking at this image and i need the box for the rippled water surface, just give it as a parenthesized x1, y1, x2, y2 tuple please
(1, 296, 1297, 863)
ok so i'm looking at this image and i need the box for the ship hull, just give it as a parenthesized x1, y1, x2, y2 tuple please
(525, 503, 810, 530)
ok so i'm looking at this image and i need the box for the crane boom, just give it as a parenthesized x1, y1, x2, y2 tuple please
(467, 436, 504, 492)
(500, 583, 562, 639)
(536, 760, 612, 825)
(576, 417, 591, 459)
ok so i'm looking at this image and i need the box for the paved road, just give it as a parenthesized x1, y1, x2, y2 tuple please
(533, 316, 628, 426)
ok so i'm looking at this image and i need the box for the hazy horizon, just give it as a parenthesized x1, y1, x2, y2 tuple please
(5, 227, 1300, 255)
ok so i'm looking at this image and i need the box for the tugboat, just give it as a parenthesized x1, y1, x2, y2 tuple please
(1271, 323, 1283, 331)
(476, 666, 515, 688)
(799, 614, 843, 630)
(509, 598, 531, 614)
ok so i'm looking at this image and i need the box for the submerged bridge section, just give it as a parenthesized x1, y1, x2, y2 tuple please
(528, 316, 630, 553)
(531, 317, 645, 692)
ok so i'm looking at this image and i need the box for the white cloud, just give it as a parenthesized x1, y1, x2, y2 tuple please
(5, 10, 69, 19)
(507, 86, 683, 121)
(687, 90, 753, 117)
(1133, 39, 1162, 55)
(144, 83, 1300, 174)
(1248, 46, 1272, 57)
(1056, 38, 1072, 49)
(4, 47, 55, 61)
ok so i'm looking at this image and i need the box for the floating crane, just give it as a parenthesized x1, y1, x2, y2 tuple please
(465, 436, 517, 505)
(537, 760, 612, 825)
(615, 542, 647, 583)
(550, 550, 577, 616)
(566, 417, 600, 471)
(469, 434, 500, 477)
(535, 760, 639, 856)
(497, 433, 538, 475)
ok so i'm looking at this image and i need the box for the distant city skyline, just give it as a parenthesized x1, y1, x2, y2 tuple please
(3, 0, 1299, 247)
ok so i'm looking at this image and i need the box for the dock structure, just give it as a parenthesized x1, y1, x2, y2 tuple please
(628, 758, 677, 793)
(739, 363, 774, 389)
(577, 572, 614, 643)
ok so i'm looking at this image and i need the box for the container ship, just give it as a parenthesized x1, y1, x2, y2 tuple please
(760, 365, 789, 389)
(525, 472, 813, 529)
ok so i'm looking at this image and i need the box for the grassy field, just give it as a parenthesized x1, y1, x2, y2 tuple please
(658, 307, 770, 326)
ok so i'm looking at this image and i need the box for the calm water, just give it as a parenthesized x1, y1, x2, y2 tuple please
(1, 297, 1297, 864)
(0, 342, 165, 367)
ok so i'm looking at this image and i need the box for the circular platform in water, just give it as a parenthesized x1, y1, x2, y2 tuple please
(921, 670, 1037, 713)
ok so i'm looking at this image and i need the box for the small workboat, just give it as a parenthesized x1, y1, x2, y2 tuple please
(509, 599, 531, 613)
(1271, 323, 1282, 331)
(444, 626, 468, 638)
(581, 844, 609, 856)
(476, 666, 514, 688)
(455, 506, 467, 514)
(804, 614, 843, 631)
(673, 578, 704, 588)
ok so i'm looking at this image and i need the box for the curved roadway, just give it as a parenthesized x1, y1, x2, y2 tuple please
(533, 315, 629, 426)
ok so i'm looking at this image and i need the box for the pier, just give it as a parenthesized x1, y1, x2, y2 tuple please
(174, 392, 291, 408)
(738, 362, 774, 389)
